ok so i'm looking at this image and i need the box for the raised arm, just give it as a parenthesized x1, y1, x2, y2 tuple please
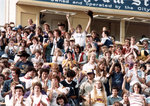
(85, 10, 93, 32)
(119, 58, 125, 74)
(66, 14, 72, 32)
(85, 16, 92, 32)
(122, 75, 129, 93)
(109, 59, 115, 75)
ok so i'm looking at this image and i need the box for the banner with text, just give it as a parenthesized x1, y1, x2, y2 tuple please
(36, 0, 150, 13)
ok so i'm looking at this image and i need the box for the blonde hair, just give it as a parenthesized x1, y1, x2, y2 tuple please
(54, 48, 62, 56)
(88, 52, 96, 62)
(2, 68, 10, 74)
(96, 60, 107, 77)
(92, 80, 107, 105)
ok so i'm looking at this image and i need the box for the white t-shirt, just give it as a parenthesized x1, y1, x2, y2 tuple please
(47, 86, 70, 106)
(31, 57, 44, 64)
(82, 62, 97, 73)
(130, 45, 139, 50)
(127, 69, 145, 86)
(29, 44, 43, 53)
(5, 95, 26, 106)
(26, 94, 50, 106)
(19, 76, 32, 89)
(72, 31, 86, 47)
(52, 56, 64, 64)
(5, 46, 18, 56)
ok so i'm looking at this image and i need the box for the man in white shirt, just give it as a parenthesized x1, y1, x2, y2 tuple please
(66, 11, 92, 50)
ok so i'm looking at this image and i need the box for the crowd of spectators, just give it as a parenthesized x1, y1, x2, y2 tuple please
(0, 10, 150, 106)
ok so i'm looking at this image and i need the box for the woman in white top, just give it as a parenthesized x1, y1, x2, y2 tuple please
(95, 60, 108, 84)
(52, 48, 64, 65)
(47, 76, 69, 106)
(31, 50, 44, 64)
(120, 91, 130, 106)
(27, 82, 50, 106)
(29, 37, 43, 56)
(90, 80, 107, 106)
(6, 84, 25, 106)
(5, 38, 18, 60)
(82, 52, 97, 73)
(66, 11, 92, 48)
(122, 76, 146, 106)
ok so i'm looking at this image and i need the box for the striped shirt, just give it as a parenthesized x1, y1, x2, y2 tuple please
(129, 93, 145, 106)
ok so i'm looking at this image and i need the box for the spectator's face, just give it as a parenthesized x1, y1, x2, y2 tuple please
(133, 85, 140, 93)
(53, 78, 59, 87)
(36, 28, 40, 34)
(90, 54, 95, 62)
(7, 27, 11, 31)
(102, 32, 105, 37)
(28, 71, 34, 78)
(4, 72, 9, 79)
(11, 71, 17, 79)
(13, 30, 17, 35)
(87, 73, 94, 80)
(42, 72, 48, 79)
(65, 33, 70, 39)
(130, 38, 136, 45)
(54, 31, 59, 38)
(23, 32, 28, 37)
(17, 35, 21, 41)
(123, 93, 128, 102)
(95, 82, 102, 89)
(125, 40, 130, 47)
(92, 33, 96, 38)
(21, 42, 26, 47)
(75, 48, 79, 53)
(76, 27, 82, 33)
(67, 53, 72, 59)
(105, 52, 111, 58)
(9, 41, 14, 46)
(114, 66, 120, 73)
(35, 52, 40, 57)
(99, 63, 105, 70)
(0, 76, 4, 84)
(112, 89, 118, 97)
(15, 88, 23, 97)
(20, 56, 27, 61)
(44, 25, 49, 31)
(143, 41, 148, 48)
(66, 77, 73, 83)
(34, 86, 40, 94)
(70, 41, 75, 46)
(48, 33, 53, 38)
(63, 70, 67, 76)
(58, 26, 64, 31)
(133, 62, 138, 68)
(28, 19, 33, 25)
(32, 39, 37, 44)
(57, 98, 64, 105)
(113, 103, 120, 106)
(117, 48, 122, 54)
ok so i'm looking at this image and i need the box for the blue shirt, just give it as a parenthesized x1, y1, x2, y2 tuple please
(2, 79, 25, 97)
(112, 71, 124, 88)
(107, 95, 122, 105)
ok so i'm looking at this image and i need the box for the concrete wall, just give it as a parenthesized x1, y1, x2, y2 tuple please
(91, 19, 120, 41)
(125, 22, 150, 40)
(16, 4, 89, 32)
